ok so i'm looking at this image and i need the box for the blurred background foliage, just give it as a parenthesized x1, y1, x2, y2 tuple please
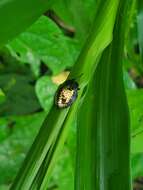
(0, 0, 143, 189)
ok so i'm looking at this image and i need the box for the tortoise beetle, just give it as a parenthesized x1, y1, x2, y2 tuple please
(55, 79, 79, 108)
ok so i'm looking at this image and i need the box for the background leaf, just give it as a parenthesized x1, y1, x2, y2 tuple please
(35, 76, 58, 112)
(0, 113, 45, 187)
(6, 16, 79, 75)
(0, 0, 52, 47)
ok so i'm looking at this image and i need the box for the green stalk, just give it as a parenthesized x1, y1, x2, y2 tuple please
(75, 0, 134, 190)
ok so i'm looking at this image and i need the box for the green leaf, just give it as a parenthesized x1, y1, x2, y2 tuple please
(70, 0, 119, 83)
(49, 128, 76, 190)
(125, 6, 142, 72)
(0, 113, 45, 187)
(35, 76, 58, 111)
(127, 89, 143, 132)
(0, 50, 32, 76)
(6, 16, 78, 75)
(132, 133, 143, 154)
(0, 74, 40, 116)
(0, 0, 52, 47)
(128, 90, 143, 153)
(123, 71, 136, 90)
(51, 0, 99, 42)
(75, 0, 133, 189)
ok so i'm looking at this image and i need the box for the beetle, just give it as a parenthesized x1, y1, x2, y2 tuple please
(55, 79, 79, 108)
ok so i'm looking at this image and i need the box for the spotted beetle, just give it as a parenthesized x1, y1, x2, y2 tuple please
(55, 79, 79, 108)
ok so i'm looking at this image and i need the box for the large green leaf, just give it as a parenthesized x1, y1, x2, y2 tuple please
(75, 0, 134, 189)
(0, 0, 52, 47)
(6, 16, 78, 75)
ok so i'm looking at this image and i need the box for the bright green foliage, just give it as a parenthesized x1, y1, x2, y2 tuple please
(0, 0, 143, 190)
(0, 0, 52, 47)
(0, 113, 45, 188)
(6, 16, 78, 75)
(50, 0, 98, 41)
(76, 1, 132, 189)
